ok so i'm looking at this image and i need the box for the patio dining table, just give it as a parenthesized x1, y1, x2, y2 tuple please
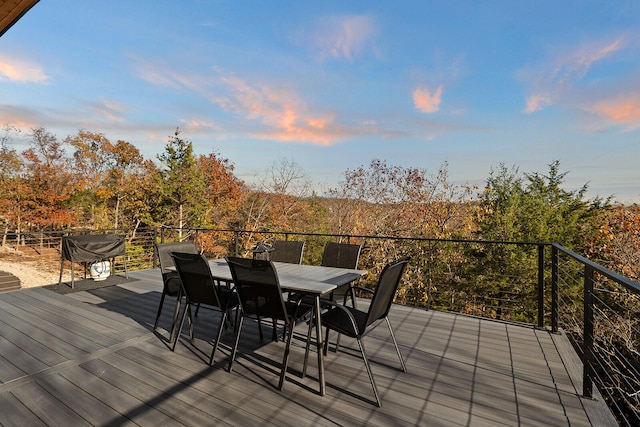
(208, 258, 367, 396)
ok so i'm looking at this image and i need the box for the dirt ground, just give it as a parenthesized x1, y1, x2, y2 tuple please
(0, 246, 72, 288)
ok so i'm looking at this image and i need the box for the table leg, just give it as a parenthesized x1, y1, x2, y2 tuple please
(314, 295, 325, 396)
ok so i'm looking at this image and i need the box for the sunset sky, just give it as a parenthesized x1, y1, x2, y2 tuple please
(1, 1, 639, 203)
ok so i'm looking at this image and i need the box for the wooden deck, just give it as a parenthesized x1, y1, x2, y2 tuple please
(0, 268, 617, 426)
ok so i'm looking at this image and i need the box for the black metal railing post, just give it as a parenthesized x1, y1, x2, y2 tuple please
(583, 265, 595, 398)
(537, 243, 545, 328)
(151, 228, 156, 269)
(551, 245, 559, 333)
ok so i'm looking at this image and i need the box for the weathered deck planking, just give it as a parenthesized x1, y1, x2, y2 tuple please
(0, 268, 617, 426)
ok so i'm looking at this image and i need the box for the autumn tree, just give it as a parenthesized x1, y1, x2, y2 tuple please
(327, 159, 473, 238)
(235, 159, 314, 254)
(21, 127, 76, 229)
(327, 159, 475, 304)
(196, 150, 246, 256)
(66, 130, 117, 228)
(105, 140, 154, 230)
(594, 204, 640, 281)
(0, 126, 25, 239)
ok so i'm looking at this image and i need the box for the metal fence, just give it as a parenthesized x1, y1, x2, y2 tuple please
(552, 244, 640, 426)
(1, 227, 638, 424)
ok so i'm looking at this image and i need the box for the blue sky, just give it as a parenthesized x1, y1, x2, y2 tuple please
(1, 1, 639, 203)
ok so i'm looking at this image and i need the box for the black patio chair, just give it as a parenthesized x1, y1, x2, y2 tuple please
(307, 256, 410, 407)
(226, 256, 313, 390)
(270, 240, 305, 264)
(289, 241, 362, 302)
(321, 241, 362, 269)
(170, 251, 239, 365)
(153, 241, 199, 343)
(321, 242, 362, 306)
(287, 241, 363, 342)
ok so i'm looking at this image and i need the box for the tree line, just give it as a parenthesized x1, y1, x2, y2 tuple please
(0, 125, 638, 284)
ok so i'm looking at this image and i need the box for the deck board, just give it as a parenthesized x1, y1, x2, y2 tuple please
(0, 267, 617, 426)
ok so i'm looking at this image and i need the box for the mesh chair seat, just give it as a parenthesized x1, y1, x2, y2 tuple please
(319, 304, 368, 336)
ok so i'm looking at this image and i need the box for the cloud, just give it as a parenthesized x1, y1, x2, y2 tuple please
(85, 99, 126, 122)
(0, 54, 50, 83)
(413, 85, 443, 113)
(135, 60, 408, 145)
(306, 14, 379, 61)
(210, 70, 344, 145)
(523, 93, 552, 114)
(179, 118, 222, 133)
(0, 104, 44, 130)
(133, 58, 206, 92)
(589, 94, 640, 131)
(521, 37, 626, 114)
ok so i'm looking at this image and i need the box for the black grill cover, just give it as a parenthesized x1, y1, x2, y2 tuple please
(62, 234, 125, 262)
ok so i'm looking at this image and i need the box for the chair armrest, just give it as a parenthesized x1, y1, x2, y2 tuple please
(352, 285, 373, 295)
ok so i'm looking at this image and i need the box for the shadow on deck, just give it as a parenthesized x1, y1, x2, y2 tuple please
(0, 268, 616, 426)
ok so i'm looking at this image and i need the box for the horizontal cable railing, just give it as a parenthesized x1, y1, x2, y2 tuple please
(1, 227, 639, 424)
(552, 244, 640, 426)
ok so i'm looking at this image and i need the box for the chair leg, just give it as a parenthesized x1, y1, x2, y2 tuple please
(171, 300, 191, 351)
(278, 319, 295, 390)
(323, 327, 330, 356)
(168, 295, 182, 346)
(153, 290, 167, 330)
(385, 317, 407, 372)
(257, 316, 264, 340)
(209, 310, 228, 365)
(356, 337, 381, 407)
(302, 312, 315, 378)
(186, 305, 196, 344)
(228, 315, 244, 372)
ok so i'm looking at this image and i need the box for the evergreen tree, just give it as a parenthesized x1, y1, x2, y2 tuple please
(156, 129, 207, 236)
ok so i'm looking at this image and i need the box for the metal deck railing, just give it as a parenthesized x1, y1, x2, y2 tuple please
(1, 227, 638, 425)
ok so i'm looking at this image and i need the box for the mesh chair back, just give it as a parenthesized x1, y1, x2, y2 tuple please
(321, 242, 362, 269)
(170, 252, 222, 308)
(226, 257, 288, 320)
(270, 240, 305, 264)
(156, 241, 198, 273)
(365, 257, 410, 329)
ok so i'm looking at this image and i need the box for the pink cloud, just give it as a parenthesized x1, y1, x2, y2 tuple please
(413, 85, 443, 113)
(590, 95, 640, 130)
(211, 71, 341, 145)
(0, 54, 50, 83)
(134, 61, 403, 145)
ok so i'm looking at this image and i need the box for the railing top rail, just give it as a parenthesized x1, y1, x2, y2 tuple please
(552, 243, 640, 294)
(215, 228, 551, 247)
